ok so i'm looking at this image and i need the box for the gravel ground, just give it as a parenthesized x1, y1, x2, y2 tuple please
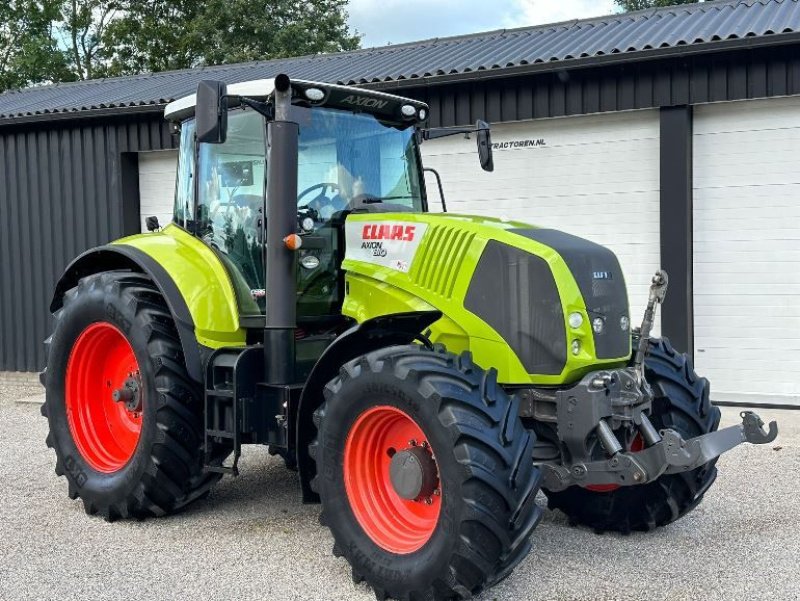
(1, 381, 796, 601)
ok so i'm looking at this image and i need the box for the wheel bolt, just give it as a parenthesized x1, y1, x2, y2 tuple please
(424, 497, 433, 505)
(408, 439, 417, 447)
(433, 488, 441, 496)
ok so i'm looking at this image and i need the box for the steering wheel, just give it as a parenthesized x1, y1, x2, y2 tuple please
(297, 182, 345, 225)
(298, 182, 342, 207)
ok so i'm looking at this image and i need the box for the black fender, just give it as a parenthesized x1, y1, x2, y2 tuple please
(49, 245, 205, 384)
(296, 310, 442, 502)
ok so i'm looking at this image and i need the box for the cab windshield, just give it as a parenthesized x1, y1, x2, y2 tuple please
(295, 106, 426, 220)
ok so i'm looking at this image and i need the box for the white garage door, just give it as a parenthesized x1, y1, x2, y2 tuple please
(422, 109, 661, 330)
(138, 150, 178, 232)
(693, 97, 800, 406)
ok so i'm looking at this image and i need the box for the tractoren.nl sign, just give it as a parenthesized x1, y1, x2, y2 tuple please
(492, 138, 547, 150)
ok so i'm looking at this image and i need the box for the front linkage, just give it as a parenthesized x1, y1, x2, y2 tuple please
(540, 270, 778, 493)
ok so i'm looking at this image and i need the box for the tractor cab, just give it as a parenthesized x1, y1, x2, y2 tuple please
(165, 77, 490, 326)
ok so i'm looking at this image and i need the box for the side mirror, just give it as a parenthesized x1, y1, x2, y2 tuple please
(196, 80, 228, 144)
(145, 216, 160, 232)
(476, 120, 494, 172)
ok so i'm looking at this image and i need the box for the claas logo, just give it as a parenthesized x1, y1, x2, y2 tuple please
(362, 224, 416, 242)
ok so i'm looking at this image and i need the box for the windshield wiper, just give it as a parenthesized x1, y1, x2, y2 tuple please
(362, 195, 414, 203)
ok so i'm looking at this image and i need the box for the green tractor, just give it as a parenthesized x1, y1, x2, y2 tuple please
(41, 74, 777, 600)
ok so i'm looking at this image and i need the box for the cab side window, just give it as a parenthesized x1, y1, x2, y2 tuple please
(173, 119, 196, 228)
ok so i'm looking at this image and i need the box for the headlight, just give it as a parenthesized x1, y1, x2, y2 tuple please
(571, 339, 581, 356)
(592, 317, 604, 334)
(568, 312, 583, 329)
(301, 217, 315, 232)
(300, 254, 320, 270)
(620, 316, 630, 331)
(304, 87, 325, 102)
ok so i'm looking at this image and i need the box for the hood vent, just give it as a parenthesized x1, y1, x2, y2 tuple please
(410, 225, 475, 299)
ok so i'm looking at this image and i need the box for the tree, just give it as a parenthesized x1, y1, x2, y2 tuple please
(102, 0, 361, 76)
(615, 0, 703, 10)
(58, 0, 121, 79)
(0, 0, 360, 92)
(0, 1, 72, 92)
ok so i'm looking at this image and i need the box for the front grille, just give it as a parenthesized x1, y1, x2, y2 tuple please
(512, 229, 630, 360)
(465, 240, 567, 375)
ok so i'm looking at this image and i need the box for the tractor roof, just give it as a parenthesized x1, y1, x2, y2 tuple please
(164, 78, 428, 124)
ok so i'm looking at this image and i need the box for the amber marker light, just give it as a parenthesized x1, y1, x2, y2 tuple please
(283, 234, 303, 250)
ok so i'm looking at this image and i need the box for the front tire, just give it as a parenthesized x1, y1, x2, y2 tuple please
(42, 271, 221, 520)
(544, 337, 722, 533)
(310, 345, 542, 601)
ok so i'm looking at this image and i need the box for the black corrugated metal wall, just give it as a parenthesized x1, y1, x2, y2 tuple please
(413, 45, 800, 127)
(0, 113, 175, 371)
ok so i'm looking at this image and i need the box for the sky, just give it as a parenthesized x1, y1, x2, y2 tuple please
(347, 0, 619, 48)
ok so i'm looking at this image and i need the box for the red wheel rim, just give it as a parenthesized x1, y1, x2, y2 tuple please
(344, 406, 442, 554)
(65, 322, 143, 473)
(585, 433, 645, 493)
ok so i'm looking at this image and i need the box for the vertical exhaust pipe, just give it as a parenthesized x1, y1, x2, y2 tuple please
(264, 74, 298, 384)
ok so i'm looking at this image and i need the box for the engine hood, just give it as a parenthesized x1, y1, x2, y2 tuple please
(341, 212, 631, 385)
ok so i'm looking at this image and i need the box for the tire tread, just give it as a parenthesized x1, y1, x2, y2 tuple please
(42, 271, 220, 520)
(311, 344, 542, 601)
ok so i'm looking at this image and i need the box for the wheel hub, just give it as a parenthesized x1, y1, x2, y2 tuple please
(389, 444, 438, 501)
(112, 375, 142, 413)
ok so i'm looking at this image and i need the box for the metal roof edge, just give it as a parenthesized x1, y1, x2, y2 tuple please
(0, 103, 167, 129)
(364, 30, 800, 91)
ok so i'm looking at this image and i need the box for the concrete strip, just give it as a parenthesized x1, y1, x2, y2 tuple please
(16, 393, 45, 405)
(0, 370, 40, 385)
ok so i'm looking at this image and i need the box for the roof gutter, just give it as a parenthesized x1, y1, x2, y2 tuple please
(0, 103, 167, 129)
(361, 32, 800, 92)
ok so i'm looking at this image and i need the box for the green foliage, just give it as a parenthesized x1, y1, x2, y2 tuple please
(615, 0, 702, 11)
(58, 0, 121, 79)
(103, 0, 360, 75)
(0, 0, 361, 92)
(0, 1, 73, 91)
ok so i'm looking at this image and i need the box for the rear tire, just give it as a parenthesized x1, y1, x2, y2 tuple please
(42, 271, 221, 520)
(310, 345, 542, 601)
(544, 337, 721, 533)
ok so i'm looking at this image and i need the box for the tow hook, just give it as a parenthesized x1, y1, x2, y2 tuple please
(542, 410, 778, 492)
(740, 411, 779, 444)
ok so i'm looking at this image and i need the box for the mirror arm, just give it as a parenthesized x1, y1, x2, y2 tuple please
(233, 96, 275, 120)
(420, 125, 478, 142)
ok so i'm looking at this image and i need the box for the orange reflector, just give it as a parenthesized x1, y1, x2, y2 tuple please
(283, 234, 303, 250)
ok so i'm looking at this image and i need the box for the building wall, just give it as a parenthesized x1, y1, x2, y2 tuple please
(0, 113, 175, 372)
(422, 109, 661, 328)
(692, 96, 800, 406)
